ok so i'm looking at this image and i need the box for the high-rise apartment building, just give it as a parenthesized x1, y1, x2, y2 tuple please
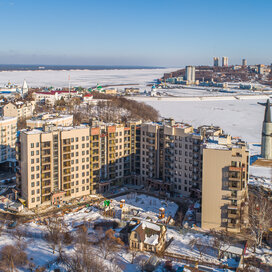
(0, 116, 17, 168)
(140, 119, 203, 198)
(185, 66, 195, 83)
(222, 56, 228, 67)
(202, 136, 249, 232)
(213, 57, 219, 67)
(17, 121, 141, 208)
(17, 119, 249, 232)
(17, 125, 91, 208)
(242, 59, 247, 67)
(89, 120, 141, 194)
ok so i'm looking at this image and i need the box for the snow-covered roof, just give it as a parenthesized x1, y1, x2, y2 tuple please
(142, 221, 161, 232)
(144, 234, 159, 245)
(221, 245, 244, 255)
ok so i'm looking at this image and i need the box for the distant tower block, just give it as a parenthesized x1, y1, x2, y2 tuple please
(222, 56, 228, 67)
(185, 66, 195, 83)
(242, 59, 247, 67)
(120, 199, 125, 208)
(159, 207, 165, 219)
(261, 99, 272, 160)
(213, 57, 219, 67)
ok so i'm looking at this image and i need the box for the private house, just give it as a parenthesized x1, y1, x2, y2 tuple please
(129, 221, 167, 253)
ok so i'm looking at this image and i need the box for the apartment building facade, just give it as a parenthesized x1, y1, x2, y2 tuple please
(89, 120, 141, 194)
(140, 119, 203, 198)
(17, 118, 249, 232)
(17, 125, 91, 208)
(17, 120, 141, 208)
(0, 116, 17, 166)
(202, 136, 249, 232)
(0, 101, 35, 119)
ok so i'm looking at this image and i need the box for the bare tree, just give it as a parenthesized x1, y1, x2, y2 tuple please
(0, 245, 28, 272)
(45, 215, 66, 256)
(210, 229, 232, 259)
(248, 192, 272, 250)
(97, 229, 124, 260)
(189, 237, 208, 259)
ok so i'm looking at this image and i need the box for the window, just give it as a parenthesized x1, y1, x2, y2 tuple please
(31, 167, 34, 172)
(31, 143, 34, 148)
(31, 151, 34, 156)
(36, 150, 39, 155)
(31, 190, 35, 195)
(31, 159, 34, 164)
(31, 182, 35, 187)
(36, 143, 39, 148)
(31, 198, 35, 203)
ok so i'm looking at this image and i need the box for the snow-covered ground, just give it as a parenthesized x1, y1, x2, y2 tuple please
(136, 98, 268, 143)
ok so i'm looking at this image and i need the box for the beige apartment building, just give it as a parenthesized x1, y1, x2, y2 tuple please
(201, 136, 249, 232)
(89, 119, 141, 194)
(140, 119, 203, 198)
(0, 116, 17, 166)
(17, 120, 141, 208)
(17, 125, 90, 208)
(16, 118, 249, 232)
(26, 113, 73, 129)
(1, 101, 35, 119)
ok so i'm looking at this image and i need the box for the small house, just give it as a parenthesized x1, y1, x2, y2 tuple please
(129, 221, 167, 253)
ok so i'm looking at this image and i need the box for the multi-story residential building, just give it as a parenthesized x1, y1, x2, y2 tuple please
(0, 101, 36, 119)
(0, 116, 17, 168)
(89, 119, 141, 194)
(17, 125, 90, 208)
(140, 119, 203, 198)
(26, 113, 73, 129)
(213, 57, 219, 67)
(34, 90, 79, 105)
(222, 56, 228, 67)
(242, 59, 247, 67)
(17, 120, 141, 208)
(201, 136, 249, 232)
(185, 66, 195, 83)
(16, 118, 249, 232)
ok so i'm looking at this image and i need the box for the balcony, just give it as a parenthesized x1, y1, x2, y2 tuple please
(229, 175, 241, 182)
(63, 146, 71, 153)
(228, 181, 241, 190)
(229, 166, 245, 172)
(227, 221, 240, 229)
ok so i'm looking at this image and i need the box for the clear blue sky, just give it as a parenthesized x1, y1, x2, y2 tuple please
(0, 0, 271, 66)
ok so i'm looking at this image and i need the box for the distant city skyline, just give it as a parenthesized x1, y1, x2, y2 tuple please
(0, 0, 271, 67)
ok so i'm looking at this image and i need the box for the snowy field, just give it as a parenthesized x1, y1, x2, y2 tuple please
(0, 68, 174, 89)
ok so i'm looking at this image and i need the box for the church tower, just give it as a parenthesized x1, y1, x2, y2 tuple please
(21, 79, 28, 96)
(261, 99, 272, 159)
